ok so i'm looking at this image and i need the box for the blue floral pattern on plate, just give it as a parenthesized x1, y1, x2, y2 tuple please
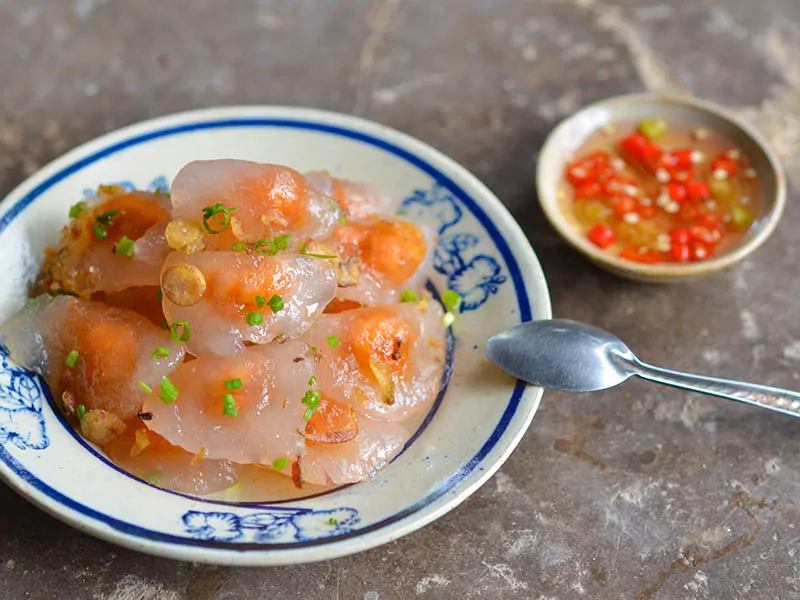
(82, 175, 170, 198)
(0, 349, 48, 450)
(183, 507, 360, 542)
(402, 183, 507, 311)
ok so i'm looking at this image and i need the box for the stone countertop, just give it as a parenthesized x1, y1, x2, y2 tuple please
(0, 1, 798, 598)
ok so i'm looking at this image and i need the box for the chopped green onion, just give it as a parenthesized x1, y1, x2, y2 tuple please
(158, 376, 179, 403)
(92, 224, 108, 240)
(94, 210, 119, 227)
(301, 389, 322, 421)
(272, 457, 289, 471)
(396, 210, 406, 216)
(442, 290, 462, 313)
(307, 376, 316, 387)
(637, 119, 667, 140)
(231, 242, 247, 252)
(222, 393, 238, 417)
(327, 335, 340, 349)
(254, 239, 277, 255)
(225, 378, 243, 391)
(152, 346, 169, 359)
(69, 201, 88, 219)
(115, 236, 135, 257)
(310, 346, 318, 353)
(245, 311, 264, 327)
(400, 289, 419, 303)
(169, 321, 191, 343)
(255, 295, 266, 309)
(339, 216, 347, 226)
(145, 473, 161, 485)
(299, 244, 338, 259)
(154, 187, 170, 198)
(160, 319, 169, 331)
(328, 517, 339, 525)
(201, 202, 238, 234)
(76, 404, 87, 422)
(65, 350, 79, 368)
(138, 381, 153, 394)
(156, 289, 163, 303)
(272, 234, 291, 251)
(268, 294, 284, 313)
(443, 312, 456, 327)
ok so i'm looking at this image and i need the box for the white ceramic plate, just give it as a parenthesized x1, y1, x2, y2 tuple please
(0, 107, 550, 565)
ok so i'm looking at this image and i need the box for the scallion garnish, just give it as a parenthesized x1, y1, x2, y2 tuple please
(245, 311, 264, 327)
(254, 239, 277, 255)
(92, 224, 108, 240)
(231, 242, 247, 252)
(327, 335, 340, 349)
(301, 389, 322, 421)
(224, 378, 243, 391)
(115, 236, 135, 257)
(169, 321, 191, 343)
(152, 346, 169, 359)
(156, 289, 163, 303)
(138, 381, 153, 394)
(65, 350, 79, 368)
(222, 393, 238, 417)
(268, 294, 284, 313)
(299, 244, 338, 259)
(76, 404, 87, 422)
(158, 376, 178, 404)
(272, 457, 288, 471)
(307, 375, 316, 386)
(69, 201, 88, 219)
(328, 517, 339, 525)
(255, 295, 266, 309)
(160, 319, 169, 331)
(400, 289, 419, 303)
(273, 234, 291, 251)
(443, 312, 456, 327)
(442, 290, 462, 313)
(339, 216, 346, 226)
(310, 346, 319, 353)
(201, 202, 238, 234)
(94, 210, 119, 227)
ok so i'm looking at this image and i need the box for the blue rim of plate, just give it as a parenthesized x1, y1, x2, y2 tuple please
(0, 116, 534, 551)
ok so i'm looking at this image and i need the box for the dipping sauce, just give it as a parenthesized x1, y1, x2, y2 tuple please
(560, 120, 761, 264)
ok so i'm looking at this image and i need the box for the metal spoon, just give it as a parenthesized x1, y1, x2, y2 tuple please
(486, 319, 800, 419)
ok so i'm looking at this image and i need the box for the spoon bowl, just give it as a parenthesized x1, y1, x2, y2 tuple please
(488, 319, 800, 419)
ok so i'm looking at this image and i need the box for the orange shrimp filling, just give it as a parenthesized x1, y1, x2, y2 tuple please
(360, 220, 426, 283)
(240, 168, 308, 227)
(305, 397, 359, 445)
(94, 286, 164, 326)
(206, 257, 289, 316)
(94, 192, 169, 240)
(349, 309, 413, 373)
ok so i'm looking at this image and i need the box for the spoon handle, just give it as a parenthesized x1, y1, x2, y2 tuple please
(630, 359, 800, 418)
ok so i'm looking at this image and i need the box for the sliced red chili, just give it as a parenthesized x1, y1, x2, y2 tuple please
(574, 182, 603, 199)
(587, 224, 616, 249)
(679, 204, 698, 223)
(670, 243, 691, 263)
(666, 182, 687, 203)
(612, 195, 639, 216)
(665, 148, 694, 171)
(690, 240, 711, 261)
(670, 228, 691, 246)
(620, 133, 662, 168)
(686, 180, 711, 202)
(710, 155, 739, 176)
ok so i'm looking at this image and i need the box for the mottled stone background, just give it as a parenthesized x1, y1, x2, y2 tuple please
(0, 1, 799, 598)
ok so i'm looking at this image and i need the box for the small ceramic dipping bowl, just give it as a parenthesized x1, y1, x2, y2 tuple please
(536, 93, 787, 282)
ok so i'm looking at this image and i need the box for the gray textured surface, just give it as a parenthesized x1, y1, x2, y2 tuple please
(0, 1, 799, 598)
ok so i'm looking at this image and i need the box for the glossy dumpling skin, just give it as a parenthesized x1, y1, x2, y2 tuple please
(301, 416, 406, 485)
(326, 217, 435, 306)
(309, 301, 447, 422)
(44, 190, 171, 296)
(0, 295, 185, 420)
(160, 250, 337, 356)
(170, 160, 341, 249)
(104, 422, 243, 495)
(142, 340, 312, 466)
(305, 171, 396, 219)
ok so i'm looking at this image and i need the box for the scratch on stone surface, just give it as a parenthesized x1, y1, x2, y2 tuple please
(372, 73, 443, 104)
(415, 574, 451, 595)
(701, 349, 728, 366)
(100, 574, 180, 600)
(573, 0, 685, 92)
(353, 0, 404, 115)
(739, 309, 761, 341)
(503, 528, 539, 558)
(73, 0, 108, 20)
(479, 561, 529, 592)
